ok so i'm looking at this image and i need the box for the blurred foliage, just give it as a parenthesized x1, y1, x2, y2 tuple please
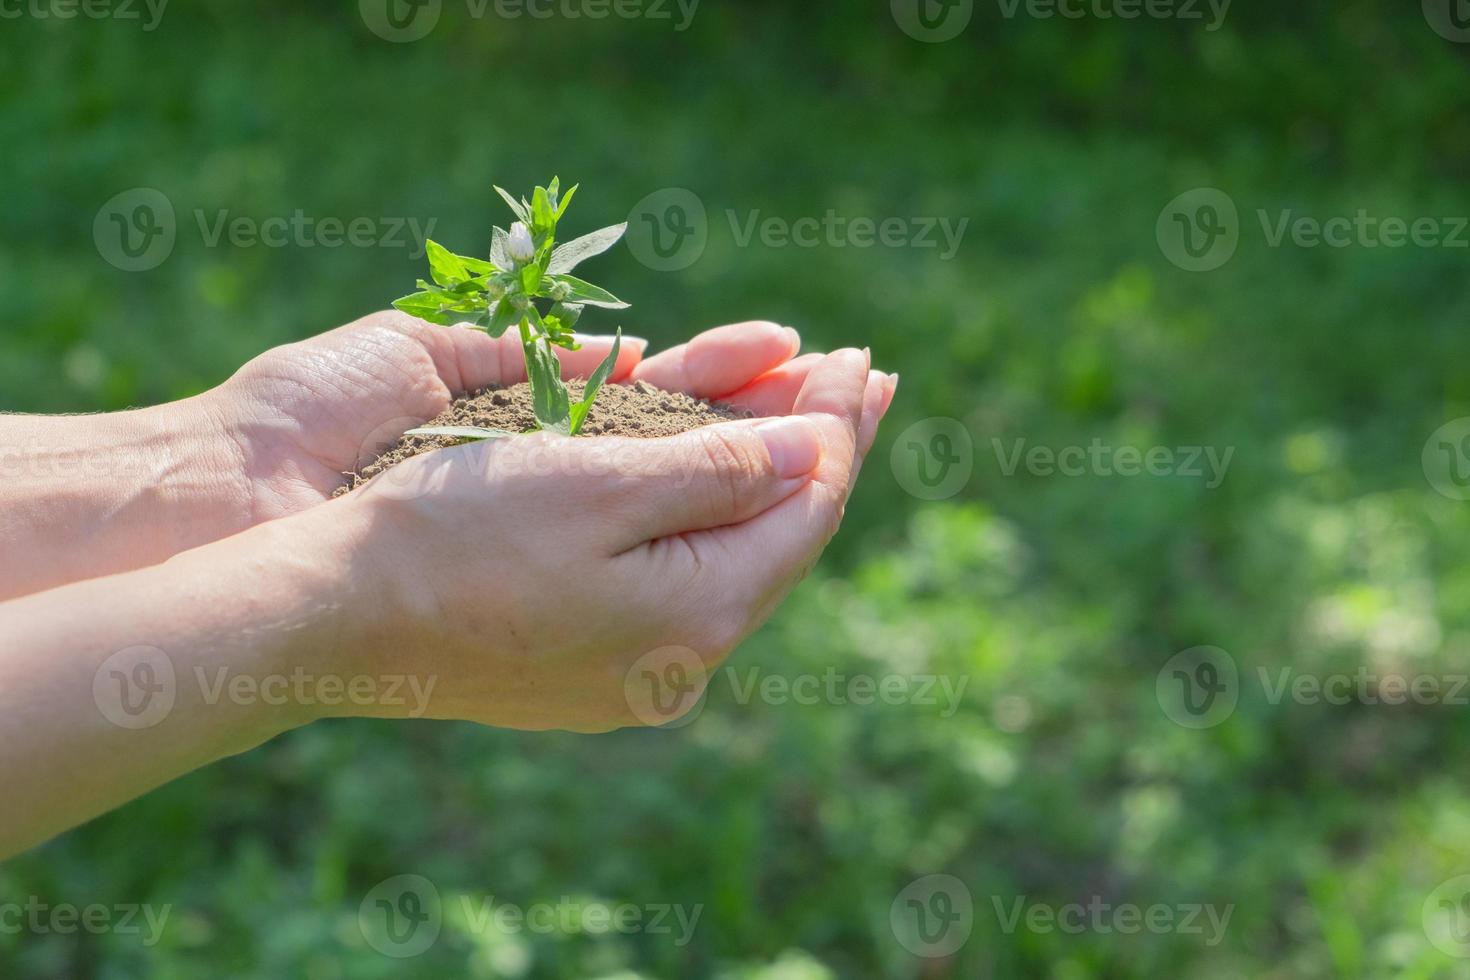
(5, 1, 1470, 976)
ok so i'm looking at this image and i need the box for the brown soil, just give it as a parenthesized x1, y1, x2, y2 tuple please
(336, 380, 748, 494)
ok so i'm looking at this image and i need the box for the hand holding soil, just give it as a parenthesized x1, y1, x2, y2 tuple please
(0, 309, 894, 857)
(324, 345, 888, 732)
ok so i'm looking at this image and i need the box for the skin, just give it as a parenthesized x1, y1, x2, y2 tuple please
(0, 311, 896, 859)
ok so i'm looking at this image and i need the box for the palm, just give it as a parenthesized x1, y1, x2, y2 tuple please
(217, 312, 813, 520)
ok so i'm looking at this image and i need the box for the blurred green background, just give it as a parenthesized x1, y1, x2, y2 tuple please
(6, 1, 1470, 976)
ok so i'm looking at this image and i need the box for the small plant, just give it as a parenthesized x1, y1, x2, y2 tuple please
(393, 178, 629, 438)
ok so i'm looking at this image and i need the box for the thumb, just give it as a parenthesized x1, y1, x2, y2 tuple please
(586, 416, 824, 549)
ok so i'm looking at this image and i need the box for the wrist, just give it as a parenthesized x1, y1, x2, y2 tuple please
(147, 389, 257, 538)
(0, 397, 252, 599)
(218, 492, 415, 727)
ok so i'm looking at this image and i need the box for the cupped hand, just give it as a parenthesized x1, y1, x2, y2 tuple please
(331, 346, 896, 732)
(206, 310, 807, 522)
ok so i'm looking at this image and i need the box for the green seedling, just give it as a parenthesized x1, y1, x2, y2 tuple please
(393, 177, 629, 439)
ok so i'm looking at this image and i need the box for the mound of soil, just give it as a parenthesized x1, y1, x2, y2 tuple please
(337, 380, 748, 494)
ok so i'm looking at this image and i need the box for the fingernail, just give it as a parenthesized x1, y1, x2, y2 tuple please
(882, 373, 899, 412)
(782, 326, 801, 355)
(755, 416, 822, 478)
(862, 347, 872, 369)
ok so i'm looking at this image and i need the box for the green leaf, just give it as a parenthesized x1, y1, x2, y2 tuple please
(490, 226, 511, 269)
(493, 186, 529, 223)
(417, 277, 489, 300)
(404, 425, 519, 441)
(532, 185, 555, 232)
(393, 291, 459, 325)
(548, 223, 627, 275)
(455, 252, 498, 276)
(485, 300, 520, 338)
(425, 240, 470, 286)
(568, 328, 621, 436)
(548, 301, 584, 331)
(554, 183, 579, 220)
(546, 274, 629, 309)
(520, 262, 543, 295)
(523, 335, 571, 434)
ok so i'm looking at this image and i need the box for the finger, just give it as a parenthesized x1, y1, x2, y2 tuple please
(564, 333, 647, 382)
(653, 349, 870, 600)
(462, 330, 648, 387)
(629, 321, 801, 399)
(581, 416, 824, 548)
(847, 370, 898, 502)
(382, 311, 647, 391)
(719, 353, 824, 417)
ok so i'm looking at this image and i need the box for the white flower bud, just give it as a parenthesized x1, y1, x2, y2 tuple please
(548, 280, 571, 302)
(507, 222, 536, 264)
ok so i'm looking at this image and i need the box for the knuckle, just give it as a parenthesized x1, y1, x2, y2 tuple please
(693, 427, 762, 517)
